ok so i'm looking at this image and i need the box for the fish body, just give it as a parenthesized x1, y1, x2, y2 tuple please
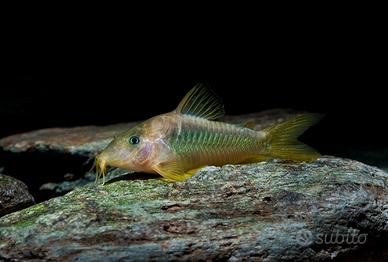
(166, 114, 266, 168)
(96, 84, 321, 182)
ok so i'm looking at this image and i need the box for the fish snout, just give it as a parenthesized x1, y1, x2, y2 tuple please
(96, 147, 133, 171)
(95, 152, 109, 184)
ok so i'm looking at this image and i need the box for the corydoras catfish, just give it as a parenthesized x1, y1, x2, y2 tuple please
(96, 84, 322, 183)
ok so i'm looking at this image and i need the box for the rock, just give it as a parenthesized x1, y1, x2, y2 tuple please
(0, 172, 35, 217)
(0, 157, 387, 261)
(0, 123, 134, 156)
(0, 109, 299, 157)
(39, 172, 96, 194)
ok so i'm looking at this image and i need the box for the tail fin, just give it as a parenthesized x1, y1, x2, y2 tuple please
(262, 113, 323, 162)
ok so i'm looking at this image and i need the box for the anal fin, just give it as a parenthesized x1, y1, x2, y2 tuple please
(241, 155, 271, 163)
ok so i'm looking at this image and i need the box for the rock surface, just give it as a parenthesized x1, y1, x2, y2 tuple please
(0, 172, 35, 217)
(0, 156, 387, 261)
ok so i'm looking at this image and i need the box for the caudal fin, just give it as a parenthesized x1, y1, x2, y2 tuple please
(262, 113, 323, 162)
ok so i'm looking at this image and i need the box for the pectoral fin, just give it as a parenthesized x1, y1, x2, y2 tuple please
(154, 161, 198, 181)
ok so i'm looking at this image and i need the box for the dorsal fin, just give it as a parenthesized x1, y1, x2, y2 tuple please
(175, 84, 225, 120)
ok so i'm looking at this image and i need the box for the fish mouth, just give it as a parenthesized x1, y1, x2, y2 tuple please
(95, 153, 133, 184)
(95, 154, 108, 184)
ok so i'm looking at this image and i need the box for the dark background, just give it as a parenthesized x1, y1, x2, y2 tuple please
(2, 15, 387, 157)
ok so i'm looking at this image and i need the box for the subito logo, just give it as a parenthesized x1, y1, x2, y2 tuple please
(296, 229, 314, 246)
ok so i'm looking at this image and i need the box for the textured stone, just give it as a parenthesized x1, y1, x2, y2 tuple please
(0, 157, 387, 261)
(0, 172, 35, 217)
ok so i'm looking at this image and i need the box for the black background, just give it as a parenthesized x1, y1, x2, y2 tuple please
(2, 13, 387, 157)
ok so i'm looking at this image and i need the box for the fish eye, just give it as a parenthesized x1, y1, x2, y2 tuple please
(128, 135, 140, 145)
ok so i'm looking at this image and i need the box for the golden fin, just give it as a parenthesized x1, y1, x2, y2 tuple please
(262, 113, 323, 162)
(241, 155, 271, 163)
(175, 83, 225, 120)
(186, 167, 203, 176)
(154, 161, 196, 181)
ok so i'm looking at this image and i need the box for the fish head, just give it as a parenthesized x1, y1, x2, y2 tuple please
(95, 120, 157, 180)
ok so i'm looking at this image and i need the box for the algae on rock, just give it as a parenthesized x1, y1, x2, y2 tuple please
(0, 156, 387, 261)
